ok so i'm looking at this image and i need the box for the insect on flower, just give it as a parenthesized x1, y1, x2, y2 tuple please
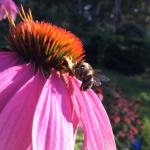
(0, 5, 117, 150)
(63, 56, 95, 91)
(63, 56, 109, 92)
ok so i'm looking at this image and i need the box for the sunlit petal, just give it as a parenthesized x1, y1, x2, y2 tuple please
(32, 71, 74, 150)
(69, 77, 117, 150)
(0, 70, 45, 150)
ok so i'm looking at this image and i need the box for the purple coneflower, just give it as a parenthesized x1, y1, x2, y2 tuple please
(0, 0, 18, 21)
(0, 6, 116, 150)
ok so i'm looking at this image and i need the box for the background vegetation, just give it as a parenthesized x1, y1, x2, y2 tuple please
(0, 0, 150, 149)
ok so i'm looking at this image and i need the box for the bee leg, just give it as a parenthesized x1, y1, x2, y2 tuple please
(80, 76, 94, 91)
(80, 80, 93, 91)
(62, 56, 74, 75)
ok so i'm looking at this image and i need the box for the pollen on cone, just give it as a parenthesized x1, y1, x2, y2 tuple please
(7, 11, 85, 72)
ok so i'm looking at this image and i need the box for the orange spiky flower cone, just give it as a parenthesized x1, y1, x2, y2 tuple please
(7, 6, 85, 74)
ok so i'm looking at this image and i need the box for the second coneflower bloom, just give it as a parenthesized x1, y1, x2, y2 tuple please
(0, 6, 116, 150)
(0, 0, 18, 21)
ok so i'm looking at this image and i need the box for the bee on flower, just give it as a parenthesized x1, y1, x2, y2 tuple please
(0, 5, 116, 150)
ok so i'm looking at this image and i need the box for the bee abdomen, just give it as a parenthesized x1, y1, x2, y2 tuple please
(81, 75, 94, 91)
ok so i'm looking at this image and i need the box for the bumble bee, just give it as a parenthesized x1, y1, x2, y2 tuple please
(73, 61, 95, 91)
(63, 56, 96, 91)
(63, 57, 110, 92)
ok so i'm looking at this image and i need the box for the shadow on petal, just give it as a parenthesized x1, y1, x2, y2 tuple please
(0, 52, 20, 72)
(0, 63, 34, 112)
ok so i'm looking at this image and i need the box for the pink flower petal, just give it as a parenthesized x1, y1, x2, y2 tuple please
(0, 52, 20, 72)
(0, 0, 18, 21)
(69, 77, 117, 150)
(0, 70, 45, 150)
(32, 71, 74, 150)
(0, 63, 34, 112)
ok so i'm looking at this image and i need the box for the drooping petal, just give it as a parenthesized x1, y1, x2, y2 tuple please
(0, 70, 45, 150)
(0, 51, 20, 72)
(32, 71, 74, 150)
(69, 77, 117, 150)
(0, 0, 18, 21)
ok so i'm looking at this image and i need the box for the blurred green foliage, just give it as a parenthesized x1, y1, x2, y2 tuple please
(142, 119, 150, 150)
(103, 68, 150, 150)
(86, 23, 150, 74)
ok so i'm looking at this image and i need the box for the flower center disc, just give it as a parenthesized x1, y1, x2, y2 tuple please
(7, 7, 85, 74)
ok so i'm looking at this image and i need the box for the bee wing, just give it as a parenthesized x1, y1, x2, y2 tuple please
(95, 74, 110, 85)
(99, 74, 110, 83)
